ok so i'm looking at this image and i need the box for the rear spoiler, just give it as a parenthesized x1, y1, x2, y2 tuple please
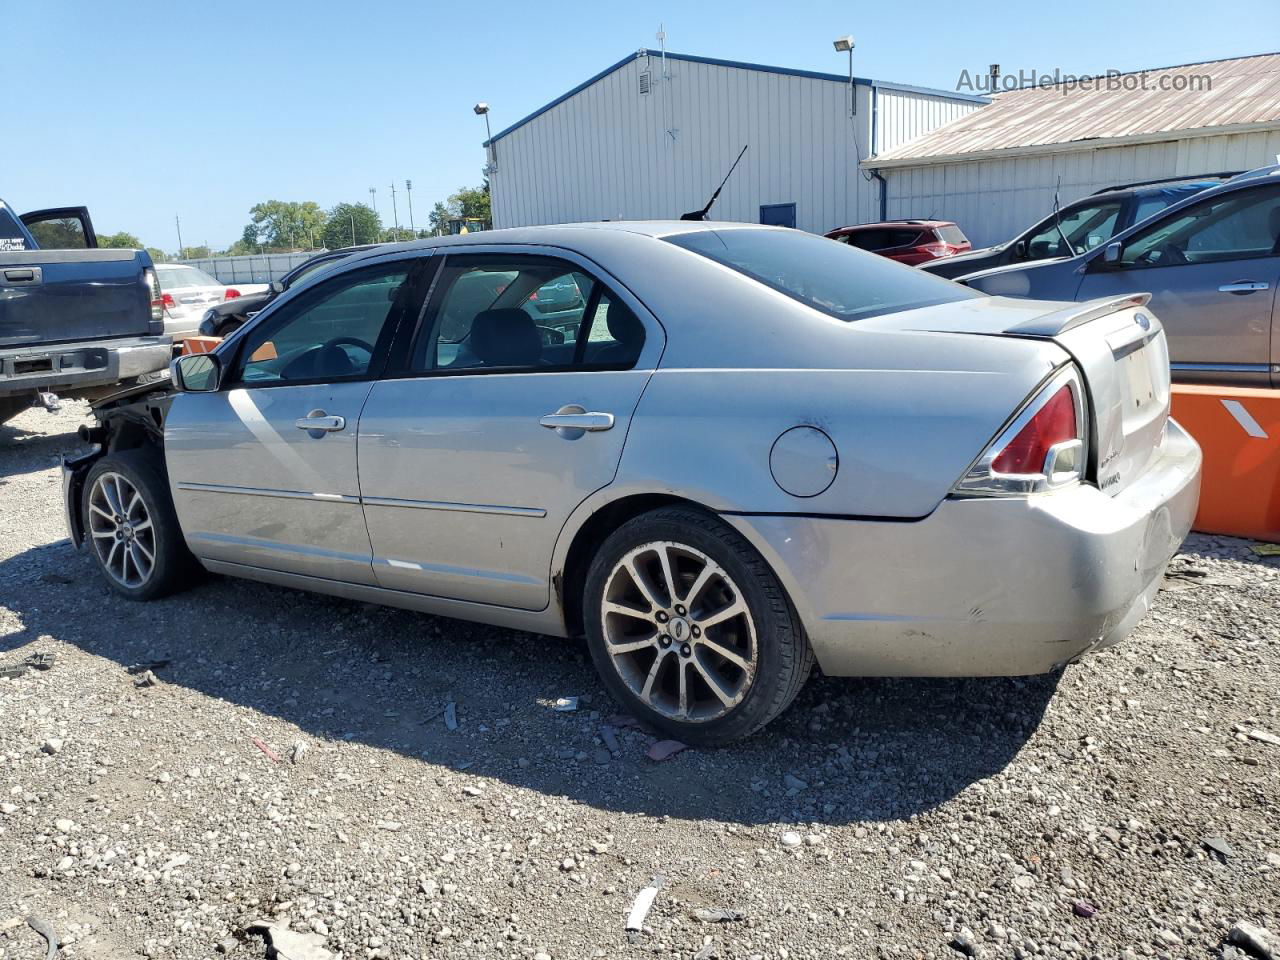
(1009, 294, 1151, 338)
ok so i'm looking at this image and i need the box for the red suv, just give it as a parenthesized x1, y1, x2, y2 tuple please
(825, 220, 971, 265)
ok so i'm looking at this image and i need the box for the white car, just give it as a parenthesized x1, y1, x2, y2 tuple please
(154, 264, 232, 338)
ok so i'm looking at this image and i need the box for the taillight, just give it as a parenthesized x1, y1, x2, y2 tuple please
(920, 242, 957, 258)
(160, 292, 176, 315)
(144, 268, 164, 322)
(224, 288, 241, 299)
(953, 367, 1087, 496)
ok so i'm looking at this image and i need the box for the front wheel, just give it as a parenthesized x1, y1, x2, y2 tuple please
(583, 507, 813, 745)
(82, 450, 197, 600)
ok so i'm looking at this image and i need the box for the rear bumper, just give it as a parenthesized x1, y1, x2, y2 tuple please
(0, 335, 172, 396)
(726, 418, 1202, 677)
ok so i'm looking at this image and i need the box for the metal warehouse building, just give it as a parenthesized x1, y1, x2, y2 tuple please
(484, 49, 986, 233)
(866, 53, 1280, 247)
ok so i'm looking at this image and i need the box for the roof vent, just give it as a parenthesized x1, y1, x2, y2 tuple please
(639, 71, 651, 95)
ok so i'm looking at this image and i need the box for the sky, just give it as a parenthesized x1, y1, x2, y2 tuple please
(6, 0, 1276, 252)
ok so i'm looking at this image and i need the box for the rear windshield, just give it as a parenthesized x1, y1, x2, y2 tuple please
(666, 228, 976, 322)
(156, 265, 221, 289)
(935, 224, 968, 245)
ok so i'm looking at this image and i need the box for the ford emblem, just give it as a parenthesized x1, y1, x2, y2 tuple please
(1134, 313, 1151, 331)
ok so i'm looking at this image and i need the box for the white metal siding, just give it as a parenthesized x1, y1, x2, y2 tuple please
(874, 88, 980, 154)
(880, 128, 1280, 247)
(489, 57, 976, 234)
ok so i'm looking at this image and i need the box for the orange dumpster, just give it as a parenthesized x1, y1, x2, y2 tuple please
(180, 335, 222, 356)
(1170, 384, 1280, 543)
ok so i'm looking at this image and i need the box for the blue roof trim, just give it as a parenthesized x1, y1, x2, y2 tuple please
(484, 49, 987, 146)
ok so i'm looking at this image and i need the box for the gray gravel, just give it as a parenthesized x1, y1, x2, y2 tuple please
(2, 402, 1278, 960)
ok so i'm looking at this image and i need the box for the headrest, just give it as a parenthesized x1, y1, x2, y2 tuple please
(605, 303, 645, 346)
(471, 309, 542, 367)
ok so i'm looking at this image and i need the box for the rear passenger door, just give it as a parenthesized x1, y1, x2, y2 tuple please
(357, 249, 664, 609)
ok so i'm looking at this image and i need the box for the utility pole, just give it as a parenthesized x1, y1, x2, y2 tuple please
(389, 182, 400, 240)
(175, 215, 185, 259)
(350, 214, 356, 247)
(368, 186, 377, 217)
(406, 179, 415, 235)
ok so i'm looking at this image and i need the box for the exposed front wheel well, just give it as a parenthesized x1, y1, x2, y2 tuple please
(560, 494, 723, 637)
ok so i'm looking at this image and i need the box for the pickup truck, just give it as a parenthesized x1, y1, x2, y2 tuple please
(1, 199, 172, 425)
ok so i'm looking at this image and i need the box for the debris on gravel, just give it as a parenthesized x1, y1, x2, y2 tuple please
(1, 402, 1278, 959)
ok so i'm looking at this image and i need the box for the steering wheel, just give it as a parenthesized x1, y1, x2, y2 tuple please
(1135, 243, 1187, 267)
(322, 336, 375, 355)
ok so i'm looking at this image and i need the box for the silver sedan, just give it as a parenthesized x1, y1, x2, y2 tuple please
(63, 223, 1202, 744)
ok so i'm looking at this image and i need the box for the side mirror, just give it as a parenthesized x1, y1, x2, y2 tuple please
(171, 353, 222, 393)
(1103, 241, 1122, 264)
(1012, 240, 1028, 259)
(270, 280, 285, 294)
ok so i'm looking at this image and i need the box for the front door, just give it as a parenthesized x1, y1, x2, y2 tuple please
(357, 251, 661, 610)
(165, 258, 426, 583)
(1077, 183, 1280, 385)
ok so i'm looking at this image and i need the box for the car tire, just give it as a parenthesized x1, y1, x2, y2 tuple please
(214, 318, 243, 338)
(81, 450, 198, 601)
(583, 506, 813, 745)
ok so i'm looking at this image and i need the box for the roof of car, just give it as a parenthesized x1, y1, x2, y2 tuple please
(826, 220, 955, 233)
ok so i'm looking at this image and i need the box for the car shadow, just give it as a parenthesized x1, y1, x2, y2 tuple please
(0, 538, 1057, 827)
(0, 413, 88, 480)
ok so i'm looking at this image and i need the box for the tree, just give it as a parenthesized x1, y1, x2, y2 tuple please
(145, 247, 168, 264)
(245, 200, 327, 250)
(321, 202, 382, 249)
(428, 201, 450, 236)
(97, 231, 145, 249)
(182, 245, 212, 259)
(450, 185, 491, 223)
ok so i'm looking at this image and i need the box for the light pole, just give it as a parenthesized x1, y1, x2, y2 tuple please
(474, 102, 496, 174)
(368, 186, 377, 217)
(833, 36, 855, 117)
(175, 214, 185, 259)
(389, 182, 400, 240)
(406, 179, 415, 235)
(350, 214, 356, 246)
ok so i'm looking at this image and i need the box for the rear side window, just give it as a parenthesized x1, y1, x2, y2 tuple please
(666, 228, 977, 322)
(415, 255, 645, 373)
(935, 224, 968, 245)
(0, 207, 29, 250)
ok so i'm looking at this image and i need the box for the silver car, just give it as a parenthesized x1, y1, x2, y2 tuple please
(63, 223, 1201, 744)
(957, 165, 1280, 386)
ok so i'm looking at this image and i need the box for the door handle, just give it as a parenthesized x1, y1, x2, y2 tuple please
(540, 412, 615, 431)
(1219, 281, 1269, 294)
(294, 412, 346, 433)
(2, 267, 41, 284)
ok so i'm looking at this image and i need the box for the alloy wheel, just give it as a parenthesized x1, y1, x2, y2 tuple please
(600, 540, 757, 722)
(87, 472, 156, 589)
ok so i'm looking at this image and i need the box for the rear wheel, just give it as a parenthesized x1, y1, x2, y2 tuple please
(214, 318, 244, 338)
(583, 507, 813, 745)
(82, 450, 197, 600)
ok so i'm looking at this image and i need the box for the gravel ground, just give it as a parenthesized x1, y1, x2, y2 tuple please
(1, 402, 1278, 960)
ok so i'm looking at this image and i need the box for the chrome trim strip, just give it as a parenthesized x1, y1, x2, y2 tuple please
(1170, 362, 1269, 372)
(362, 495, 546, 518)
(176, 481, 361, 504)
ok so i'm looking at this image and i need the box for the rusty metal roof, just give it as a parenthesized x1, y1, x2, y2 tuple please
(871, 53, 1280, 166)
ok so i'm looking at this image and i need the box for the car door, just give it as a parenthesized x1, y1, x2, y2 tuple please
(357, 249, 663, 610)
(165, 257, 429, 583)
(1076, 184, 1280, 385)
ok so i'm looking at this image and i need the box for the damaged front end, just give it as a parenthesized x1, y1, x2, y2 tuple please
(62, 380, 175, 548)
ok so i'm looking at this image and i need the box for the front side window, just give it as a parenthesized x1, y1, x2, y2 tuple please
(236, 263, 413, 385)
(1024, 201, 1123, 259)
(1119, 185, 1280, 268)
(667, 227, 976, 322)
(416, 255, 644, 372)
(25, 216, 87, 250)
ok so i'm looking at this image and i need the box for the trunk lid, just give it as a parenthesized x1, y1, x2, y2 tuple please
(861, 293, 1171, 497)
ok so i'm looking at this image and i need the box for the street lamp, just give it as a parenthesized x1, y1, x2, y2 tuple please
(474, 102, 497, 174)
(833, 35, 855, 117)
(406, 179, 415, 235)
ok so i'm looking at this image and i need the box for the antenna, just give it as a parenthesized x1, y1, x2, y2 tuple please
(681, 144, 748, 221)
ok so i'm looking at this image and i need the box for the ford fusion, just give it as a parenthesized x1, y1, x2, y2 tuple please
(63, 223, 1201, 744)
